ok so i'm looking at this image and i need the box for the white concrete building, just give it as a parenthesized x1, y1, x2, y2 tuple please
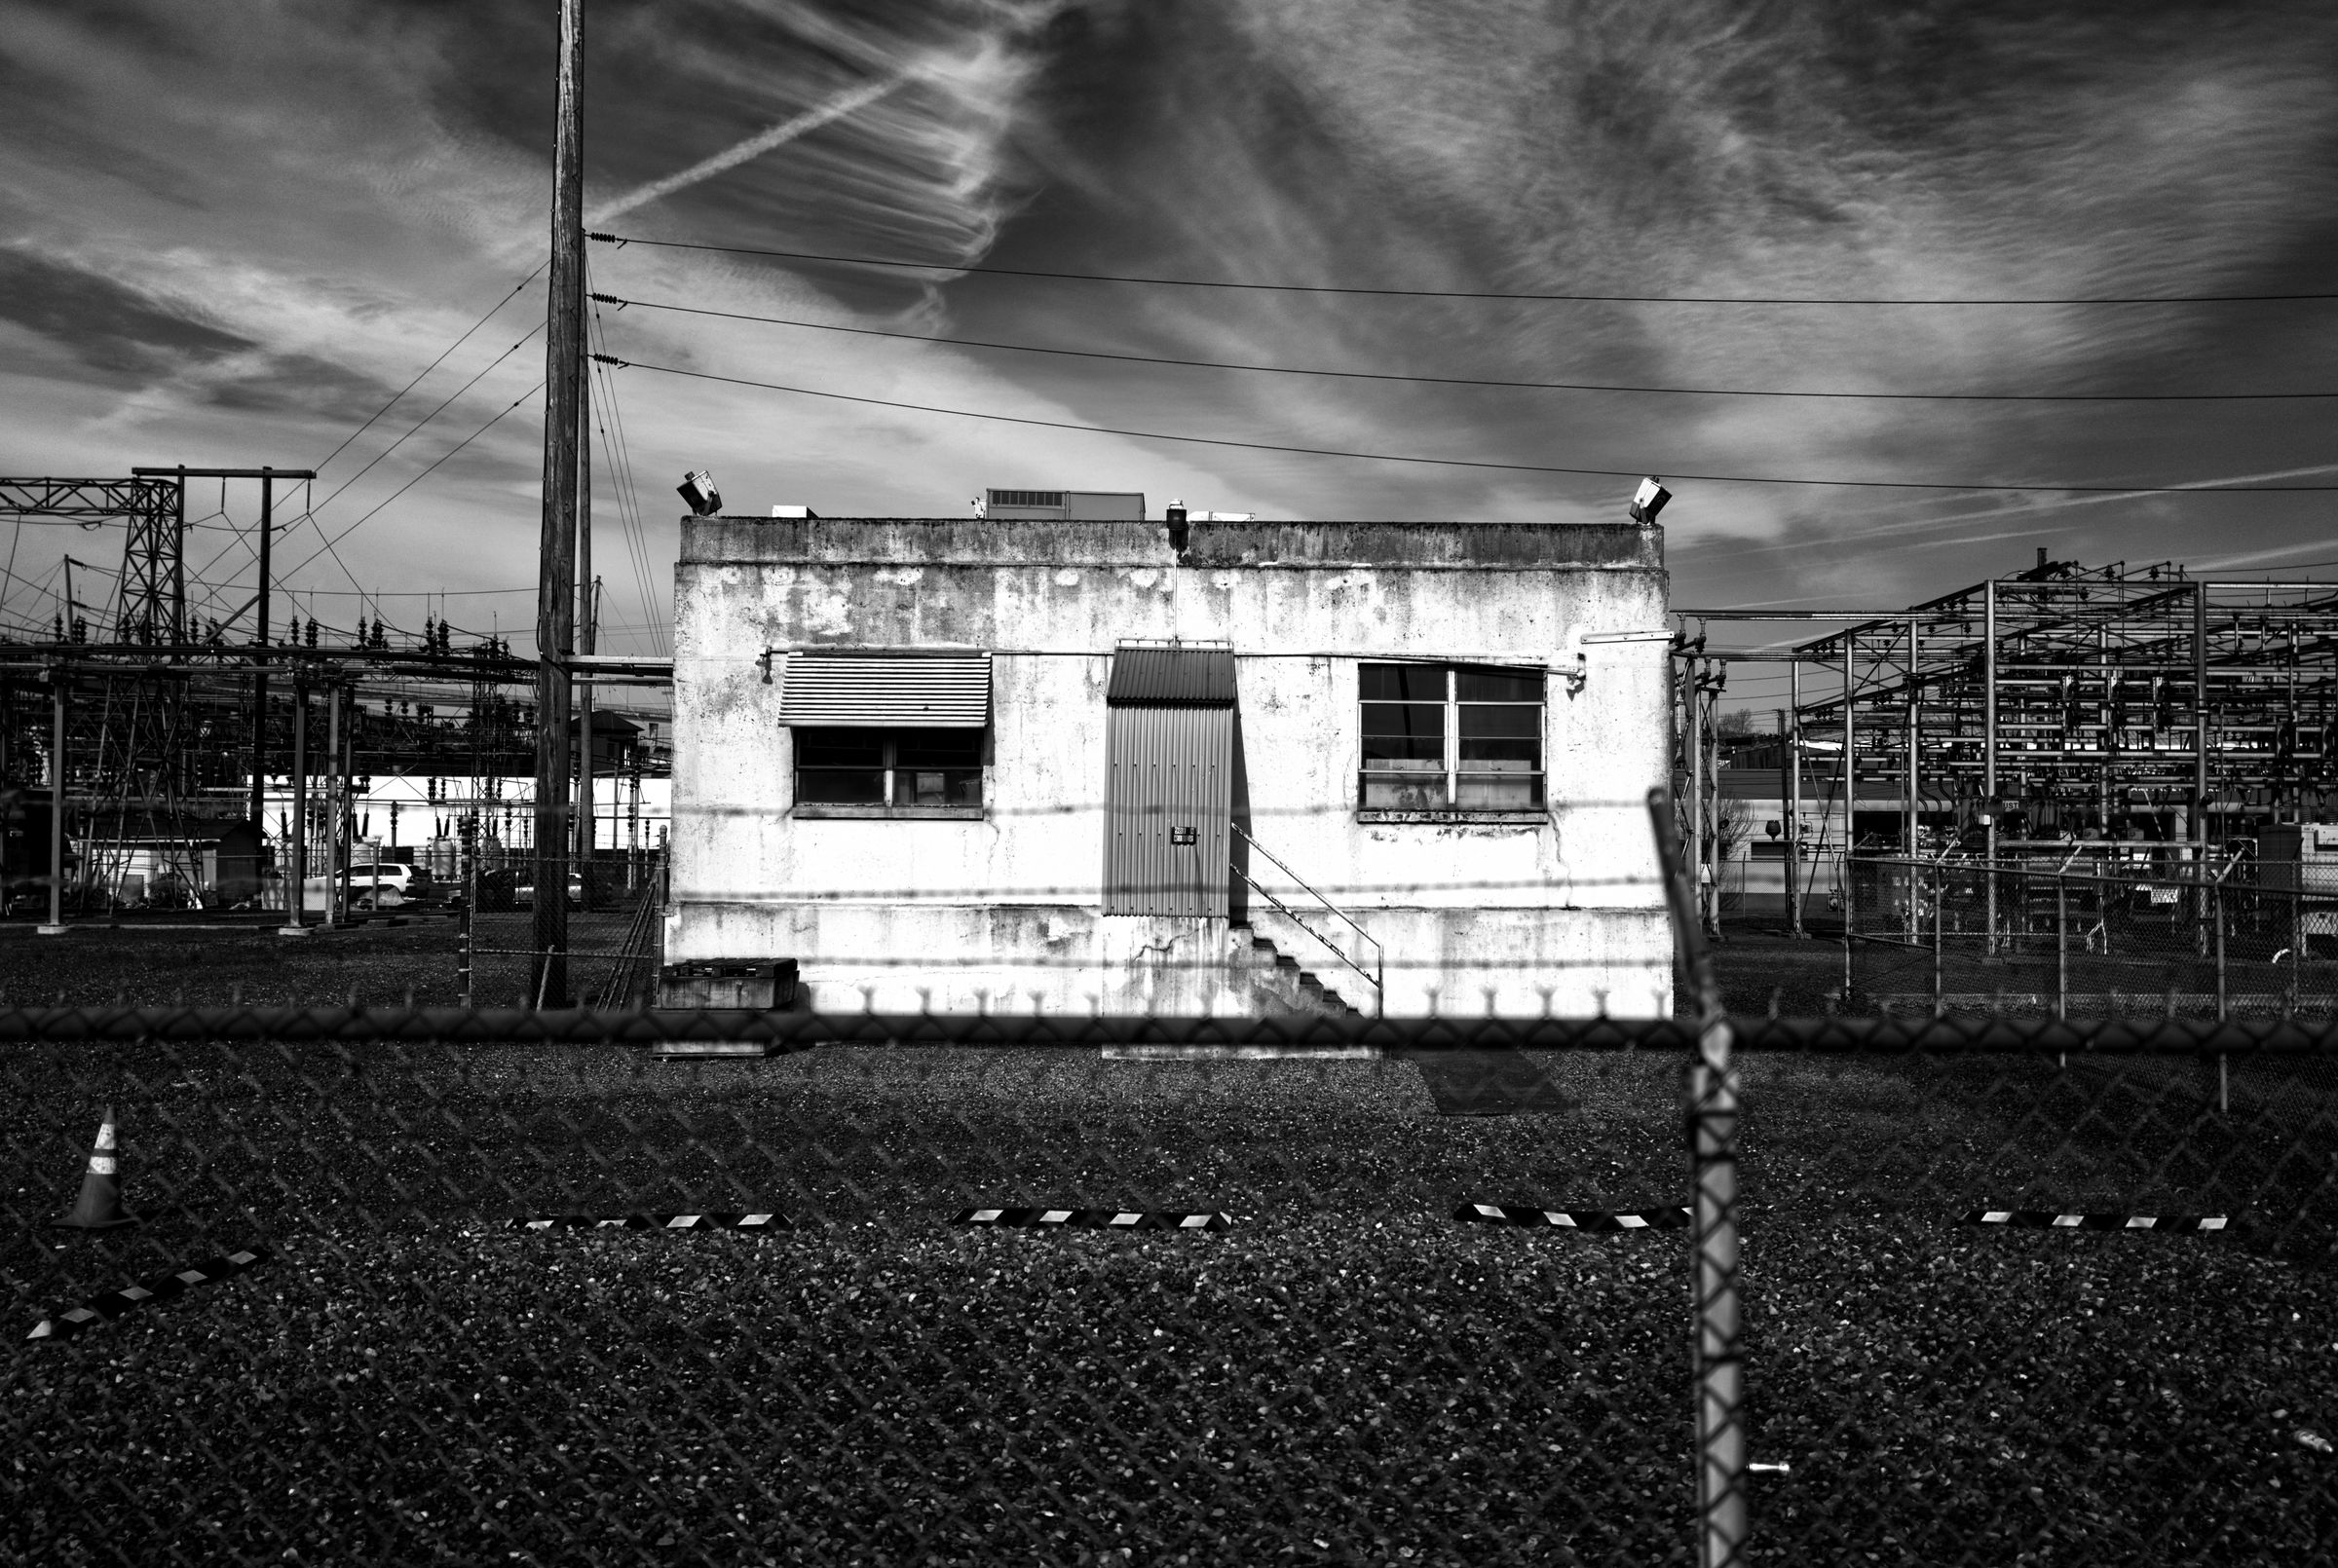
(664, 513, 1674, 1017)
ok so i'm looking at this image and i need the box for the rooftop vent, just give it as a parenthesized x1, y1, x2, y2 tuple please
(983, 488, 1146, 520)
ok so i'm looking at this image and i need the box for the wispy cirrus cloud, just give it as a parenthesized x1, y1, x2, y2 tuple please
(0, 0, 2333, 658)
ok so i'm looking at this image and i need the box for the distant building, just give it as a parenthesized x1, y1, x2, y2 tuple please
(588, 708, 643, 768)
(663, 506, 1675, 1017)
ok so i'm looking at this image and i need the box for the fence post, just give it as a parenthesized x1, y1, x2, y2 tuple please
(2290, 883, 2302, 1016)
(1647, 788, 1746, 1568)
(1985, 858, 1998, 957)
(1933, 864, 1944, 1017)
(1841, 853, 1853, 1004)
(2055, 876, 2067, 1021)
(2214, 878, 2227, 1022)
(457, 895, 472, 1010)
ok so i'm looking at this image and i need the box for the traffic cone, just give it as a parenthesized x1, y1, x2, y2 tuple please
(53, 1105, 138, 1230)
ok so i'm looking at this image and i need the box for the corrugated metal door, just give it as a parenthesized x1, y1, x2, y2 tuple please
(1104, 705, 1231, 916)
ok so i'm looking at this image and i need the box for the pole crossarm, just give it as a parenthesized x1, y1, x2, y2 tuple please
(129, 467, 317, 480)
(0, 643, 540, 682)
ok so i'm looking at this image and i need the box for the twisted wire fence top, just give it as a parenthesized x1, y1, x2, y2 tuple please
(7, 1003, 2338, 1051)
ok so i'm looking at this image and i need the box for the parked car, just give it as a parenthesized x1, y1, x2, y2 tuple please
(510, 873, 584, 910)
(301, 863, 427, 911)
(349, 863, 428, 906)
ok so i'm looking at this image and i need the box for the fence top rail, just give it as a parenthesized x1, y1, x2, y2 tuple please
(2, 1006, 2336, 1053)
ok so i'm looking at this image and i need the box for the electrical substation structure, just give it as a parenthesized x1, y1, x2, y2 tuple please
(1673, 554, 2338, 1000)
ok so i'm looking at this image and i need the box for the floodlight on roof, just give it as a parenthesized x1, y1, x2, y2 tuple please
(678, 469, 722, 516)
(1628, 476, 1671, 524)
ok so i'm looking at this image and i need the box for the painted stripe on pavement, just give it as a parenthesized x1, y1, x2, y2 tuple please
(29, 1247, 273, 1343)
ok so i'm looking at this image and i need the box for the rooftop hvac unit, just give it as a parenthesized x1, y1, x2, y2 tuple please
(984, 488, 1146, 521)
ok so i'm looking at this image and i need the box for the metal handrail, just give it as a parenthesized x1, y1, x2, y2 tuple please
(1229, 823, 1384, 1015)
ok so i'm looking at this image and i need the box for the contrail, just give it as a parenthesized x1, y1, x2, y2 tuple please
(585, 76, 907, 227)
(1690, 460, 2338, 567)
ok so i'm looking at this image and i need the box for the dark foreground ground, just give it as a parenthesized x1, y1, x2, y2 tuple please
(1, 925, 2334, 1565)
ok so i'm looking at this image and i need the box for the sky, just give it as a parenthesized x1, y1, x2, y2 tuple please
(3, 0, 2335, 711)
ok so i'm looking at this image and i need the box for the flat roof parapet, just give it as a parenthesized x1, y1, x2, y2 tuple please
(682, 517, 1662, 571)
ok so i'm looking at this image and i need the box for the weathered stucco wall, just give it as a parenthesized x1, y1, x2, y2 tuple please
(667, 518, 1673, 1017)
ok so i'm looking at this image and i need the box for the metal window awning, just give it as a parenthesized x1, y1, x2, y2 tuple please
(776, 651, 992, 728)
(1107, 644, 1236, 706)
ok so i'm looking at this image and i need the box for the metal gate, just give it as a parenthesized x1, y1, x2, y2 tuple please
(1103, 646, 1234, 916)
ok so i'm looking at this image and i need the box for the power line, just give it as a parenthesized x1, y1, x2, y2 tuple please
(592, 292, 2338, 402)
(312, 264, 548, 472)
(588, 232, 2338, 306)
(601, 348, 669, 655)
(586, 288, 670, 656)
(203, 584, 540, 599)
(589, 354, 2338, 495)
(276, 384, 546, 586)
(311, 328, 544, 514)
(586, 298, 654, 631)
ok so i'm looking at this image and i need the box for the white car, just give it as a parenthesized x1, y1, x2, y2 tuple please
(301, 863, 424, 910)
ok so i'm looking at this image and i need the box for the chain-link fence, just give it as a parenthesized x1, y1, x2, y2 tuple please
(6, 858, 2335, 1563)
(1849, 851, 2338, 1021)
(458, 853, 665, 1009)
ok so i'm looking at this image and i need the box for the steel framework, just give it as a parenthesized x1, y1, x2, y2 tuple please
(1787, 559, 2338, 859)
(1669, 558, 2338, 949)
(0, 476, 185, 644)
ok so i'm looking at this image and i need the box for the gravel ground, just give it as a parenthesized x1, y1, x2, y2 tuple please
(0, 918, 473, 1008)
(2, 932, 2335, 1563)
(5, 1213, 2333, 1566)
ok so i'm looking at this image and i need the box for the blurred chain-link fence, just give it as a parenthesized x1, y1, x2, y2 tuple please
(7, 868, 2336, 1562)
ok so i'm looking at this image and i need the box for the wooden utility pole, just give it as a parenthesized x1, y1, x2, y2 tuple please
(323, 683, 344, 929)
(252, 470, 275, 827)
(1686, 660, 1705, 931)
(532, 0, 584, 1006)
(39, 666, 66, 935)
(170, 466, 187, 646)
(281, 675, 308, 937)
(575, 371, 594, 880)
(1788, 660, 1803, 937)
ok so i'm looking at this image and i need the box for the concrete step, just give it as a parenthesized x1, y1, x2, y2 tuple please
(1226, 925, 1359, 1018)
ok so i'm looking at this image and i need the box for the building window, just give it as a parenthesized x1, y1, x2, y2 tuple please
(1359, 663, 1544, 812)
(795, 728, 983, 811)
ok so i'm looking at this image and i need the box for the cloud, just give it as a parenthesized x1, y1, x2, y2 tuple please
(0, 249, 255, 378)
(584, 75, 910, 228)
(2, 0, 2335, 650)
